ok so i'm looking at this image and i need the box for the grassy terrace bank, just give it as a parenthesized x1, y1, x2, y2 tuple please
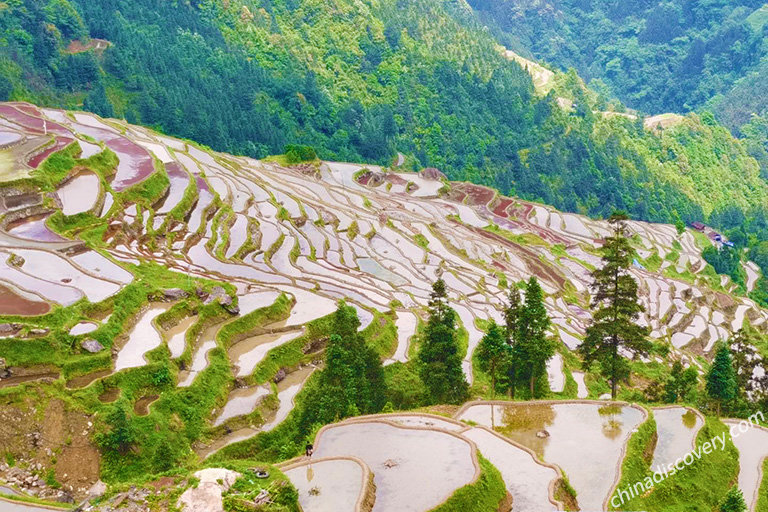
(609, 415, 738, 511)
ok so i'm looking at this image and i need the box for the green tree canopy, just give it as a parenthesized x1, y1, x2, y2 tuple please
(418, 278, 469, 404)
(579, 211, 651, 399)
(707, 343, 738, 416)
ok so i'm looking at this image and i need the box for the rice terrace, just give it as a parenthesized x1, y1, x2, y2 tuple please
(1, 1, 768, 510)
(0, 99, 763, 511)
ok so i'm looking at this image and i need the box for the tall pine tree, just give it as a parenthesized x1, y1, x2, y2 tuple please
(298, 301, 386, 432)
(707, 342, 737, 416)
(418, 278, 469, 404)
(517, 277, 557, 397)
(504, 285, 523, 398)
(578, 212, 651, 399)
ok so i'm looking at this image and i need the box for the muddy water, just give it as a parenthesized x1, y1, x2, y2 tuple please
(213, 386, 270, 426)
(164, 316, 196, 359)
(114, 304, 171, 371)
(388, 311, 418, 364)
(0, 373, 59, 389)
(462, 427, 557, 511)
(458, 402, 644, 510)
(236, 290, 281, 316)
(314, 421, 475, 512)
(156, 163, 189, 214)
(651, 407, 702, 470)
(724, 420, 768, 511)
(134, 395, 159, 416)
(229, 330, 304, 378)
(572, 371, 589, 398)
(71, 251, 134, 285)
(13, 249, 121, 303)
(358, 257, 407, 285)
(385, 415, 464, 432)
(285, 459, 364, 512)
(99, 388, 120, 403)
(57, 172, 100, 215)
(178, 322, 222, 387)
(0, 283, 50, 315)
(261, 366, 315, 432)
(66, 369, 111, 389)
(0, 497, 69, 512)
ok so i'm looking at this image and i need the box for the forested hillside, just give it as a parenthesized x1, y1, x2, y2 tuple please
(1, 0, 768, 243)
(470, 0, 768, 117)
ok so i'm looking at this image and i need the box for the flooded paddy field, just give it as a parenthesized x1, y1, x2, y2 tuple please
(0, 104, 765, 509)
(457, 401, 644, 510)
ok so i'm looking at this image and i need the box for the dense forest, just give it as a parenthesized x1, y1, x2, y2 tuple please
(1, 0, 768, 250)
(469, 0, 768, 177)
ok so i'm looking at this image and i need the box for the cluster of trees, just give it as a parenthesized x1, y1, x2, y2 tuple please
(298, 302, 387, 433)
(470, 0, 767, 122)
(706, 329, 768, 417)
(475, 277, 557, 398)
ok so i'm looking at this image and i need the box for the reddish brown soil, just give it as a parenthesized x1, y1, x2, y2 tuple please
(0, 284, 50, 315)
(453, 183, 495, 206)
(0, 396, 99, 499)
(491, 197, 516, 217)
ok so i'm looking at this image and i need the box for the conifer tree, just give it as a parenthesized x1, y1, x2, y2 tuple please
(719, 486, 747, 512)
(578, 211, 651, 399)
(476, 320, 511, 396)
(503, 285, 523, 398)
(707, 342, 737, 416)
(299, 301, 386, 432)
(517, 277, 556, 397)
(418, 278, 469, 404)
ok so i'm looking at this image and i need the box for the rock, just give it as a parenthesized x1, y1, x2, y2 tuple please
(420, 167, 446, 180)
(7, 254, 25, 267)
(0, 323, 18, 334)
(81, 339, 104, 353)
(163, 288, 189, 300)
(273, 368, 287, 384)
(599, 393, 612, 400)
(536, 429, 550, 438)
(28, 328, 49, 336)
(204, 286, 239, 314)
(87, 480, 107, 498)
(177, 468, 241, 512)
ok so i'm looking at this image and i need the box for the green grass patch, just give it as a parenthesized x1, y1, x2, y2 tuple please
(428, 453, 507, 512)
(610, 416, 739, 511)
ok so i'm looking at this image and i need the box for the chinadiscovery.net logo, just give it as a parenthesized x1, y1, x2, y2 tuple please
(611, 410, 765, 508)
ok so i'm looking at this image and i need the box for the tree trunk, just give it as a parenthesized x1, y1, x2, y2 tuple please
(611, 378, 617, 400)
(530, 375, 535, 398)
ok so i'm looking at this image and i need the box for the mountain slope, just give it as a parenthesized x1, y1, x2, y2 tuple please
(2, 0, 768, 238)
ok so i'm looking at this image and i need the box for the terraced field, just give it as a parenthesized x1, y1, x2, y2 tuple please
(0, 101, 766, 510)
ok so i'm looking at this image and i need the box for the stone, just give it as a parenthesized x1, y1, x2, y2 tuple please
(420, 167, 446, 180)
(81, 339, 104, 353)
(163, 288, 189, 300)
(177, 468, 240, 512)
(88, 480, 107, 498)
(536, 429, 550, 438)
(273, 368, 286, 384)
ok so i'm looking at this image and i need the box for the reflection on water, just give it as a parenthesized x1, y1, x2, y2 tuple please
(458, 402, 644, 510)
(284, 459, 363, 512)
(651, 407, 703, 469)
